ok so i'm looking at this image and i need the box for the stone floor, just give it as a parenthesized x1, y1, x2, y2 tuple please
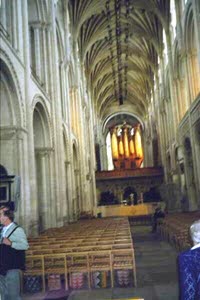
(22, 225, 179, 300)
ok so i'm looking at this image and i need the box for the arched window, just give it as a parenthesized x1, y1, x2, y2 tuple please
(0, 0, 21, 50)
(106, 131, 114, 170)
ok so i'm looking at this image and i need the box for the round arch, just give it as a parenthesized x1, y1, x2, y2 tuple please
(0, 53, 24, 127)
(32, 99, 51, 147)
(32, 99, 52, 232)
(102, 112, 145, 135)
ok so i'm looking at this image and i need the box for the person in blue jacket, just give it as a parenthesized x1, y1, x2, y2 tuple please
(178, 219, 200, 300)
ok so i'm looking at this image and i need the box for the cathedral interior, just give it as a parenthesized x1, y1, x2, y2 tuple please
(0, 0, 200, 299)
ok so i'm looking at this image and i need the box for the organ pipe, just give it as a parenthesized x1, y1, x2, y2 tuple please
(123, 127, 129, 158)
(134, 124, 143, 159)
(111, 127, 119, 159)
(129, 137, 135, 156)
(110, 123, 143, 169)
(118, 134, 124, 156)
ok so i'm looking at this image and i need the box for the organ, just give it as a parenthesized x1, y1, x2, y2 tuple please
(110, 123, 143, 169)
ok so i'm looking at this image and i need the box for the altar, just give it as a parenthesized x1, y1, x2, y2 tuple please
(94, 203, 155, 218)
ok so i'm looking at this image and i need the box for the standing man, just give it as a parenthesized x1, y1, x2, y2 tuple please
(178, 219, 200, 300)
(151, 204, 165, 233)
(0, 205, 29, 300)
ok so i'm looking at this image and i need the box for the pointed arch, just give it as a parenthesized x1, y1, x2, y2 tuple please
(183, 3, 200, 100)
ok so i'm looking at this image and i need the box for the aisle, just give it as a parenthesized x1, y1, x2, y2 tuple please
(68, 225, 179, 300)
(132, 225, 179, 300)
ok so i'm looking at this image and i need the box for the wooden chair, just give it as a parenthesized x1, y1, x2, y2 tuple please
(44, 254, 68, 290)
(67, 252, 90, 289)
(23, 255, 45, 292)
(89, 250, 113, 288)
(112, 249, 137, 287)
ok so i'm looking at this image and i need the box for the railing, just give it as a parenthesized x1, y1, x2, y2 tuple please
(96, 167, 164, 180)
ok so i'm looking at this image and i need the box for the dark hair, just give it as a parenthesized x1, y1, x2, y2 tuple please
(0, 207, 15, 222)
(0, 205, 9, 209)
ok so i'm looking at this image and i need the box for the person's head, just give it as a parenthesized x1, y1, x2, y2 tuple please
(155, 204, 161, 211)
(0, 206, 14, 226)
(190, 219, 200, 245)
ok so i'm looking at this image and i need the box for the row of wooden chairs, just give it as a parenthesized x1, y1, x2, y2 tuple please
(24, 249, 137, 292)
(157, 211, 200, 251)
(28, 218, 133, 254)
(24, 217, 137, 293)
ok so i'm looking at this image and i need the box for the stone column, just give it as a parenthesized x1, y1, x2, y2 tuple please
(49, 0, 68, 227)
(192, 0, 200, 64)
(64, 62, 71, 125)
(0, 0, 6, 29)
(74, 168, 80, 220)
(46, 27, 53, 96)
(15, 128, 27, 223)
(166, 33, 176, 139)
(22, 0, 39, 237)
(73, 87, 78, 134)
(173, 78, 181, 122)
(63, 160, 69, 223)
(12, 0, 18, 50)
(16, 0, 23, 60)
(100, 140, 107, 170)
(35, 149, 52, 231)
(181, 53, 191, 110)
(38, 152, 48, 230)
(33, 26, 42, 79)
(42, 25, 49, 92)
(158, 107, 167, 181)
(184, 141, 198, 211)
(60, 61, 66, 120)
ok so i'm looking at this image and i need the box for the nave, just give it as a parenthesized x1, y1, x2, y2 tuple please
(0, 1, 200, 298)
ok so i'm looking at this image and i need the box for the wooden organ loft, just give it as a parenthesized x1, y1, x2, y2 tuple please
(110, 123, 143, 169)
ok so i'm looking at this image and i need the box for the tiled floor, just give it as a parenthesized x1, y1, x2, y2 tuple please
(22, 225, 179, 300)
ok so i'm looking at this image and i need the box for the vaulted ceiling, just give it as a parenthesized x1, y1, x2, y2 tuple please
(69, 0, 170, 123)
